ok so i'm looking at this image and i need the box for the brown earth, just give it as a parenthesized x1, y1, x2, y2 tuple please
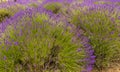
(92, 63, 120, 72)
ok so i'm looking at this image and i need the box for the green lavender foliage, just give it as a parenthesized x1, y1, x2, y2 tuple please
(71, 9, 120, 68)
(28, 0, 42, 8)
(29, 3, 39, 8)
(0, 9, 11, 22)
(94, 1, 112, 5)
(0, 13, 86, 72)
(43, 2, 62, 14)
(7, 4, 26, 14)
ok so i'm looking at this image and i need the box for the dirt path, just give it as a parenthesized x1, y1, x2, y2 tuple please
(92, 63, 120, 72)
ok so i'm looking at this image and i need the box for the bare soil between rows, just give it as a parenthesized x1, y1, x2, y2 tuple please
(93, 63, 120, 72)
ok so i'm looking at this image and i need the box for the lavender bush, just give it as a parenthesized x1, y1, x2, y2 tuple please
(0, 0, 120, 72)
(0, 6, 95, 71)
(70, 6, 120, 69)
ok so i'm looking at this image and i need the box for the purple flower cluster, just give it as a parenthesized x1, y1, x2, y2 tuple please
(0, 1, 17, 9)
(76, 28, 95, 72)
(42, 0, 73, 4)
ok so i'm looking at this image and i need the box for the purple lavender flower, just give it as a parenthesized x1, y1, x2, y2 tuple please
(14, 42, 19, 45)
(118, 16, 120, 20)
(3, 56, 7, 60)
(77, 48, 82, 52)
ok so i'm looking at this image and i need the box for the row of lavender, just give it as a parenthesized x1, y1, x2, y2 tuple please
(0, 0, 120, 72)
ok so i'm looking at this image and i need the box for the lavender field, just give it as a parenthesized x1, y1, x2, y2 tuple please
(0, 0, 120, 72)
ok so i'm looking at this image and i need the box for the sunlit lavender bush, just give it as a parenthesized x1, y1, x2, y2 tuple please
(0, 4, 95, 71)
